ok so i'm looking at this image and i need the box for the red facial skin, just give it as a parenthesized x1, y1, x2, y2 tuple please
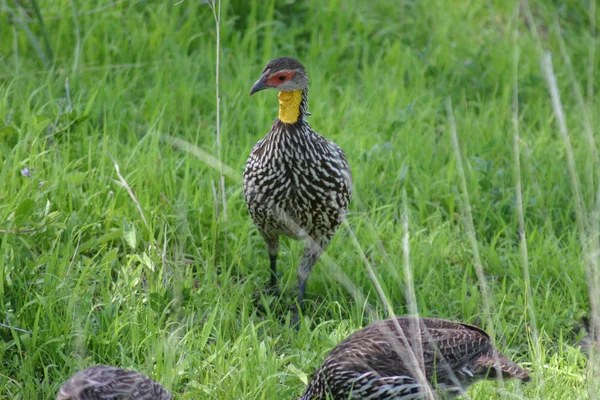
(265, 71, 296, 87)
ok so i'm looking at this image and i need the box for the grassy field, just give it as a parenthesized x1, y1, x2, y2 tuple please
(1, 0, 599, 398)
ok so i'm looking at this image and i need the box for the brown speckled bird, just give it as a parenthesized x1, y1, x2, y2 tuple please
(578, 316, 599, 359)
(56, 365, 172, 400)
(244, 57, 352, 317)
(300, 317, 531, 399)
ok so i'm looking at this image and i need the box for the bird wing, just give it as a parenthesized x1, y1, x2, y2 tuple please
(421, 326, 492, 380)
(340, 319, 491, 380)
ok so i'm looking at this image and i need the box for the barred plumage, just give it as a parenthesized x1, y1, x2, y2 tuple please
(244, 57, 352, 319)
(578, 316, 600, 359)
(300, 317, 531, 399)
(56, 365, 172, 400)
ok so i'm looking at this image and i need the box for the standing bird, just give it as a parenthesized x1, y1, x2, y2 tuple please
(300, 317, 531, 399)
(244, 57, 352, 319)
(56, 365, 172, 400)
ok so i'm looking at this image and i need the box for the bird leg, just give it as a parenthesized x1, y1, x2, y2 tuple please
(296, 275, 307, 310)
(269, 253, 278, 289)
(291, 237, 327, 327)
(290, 276, 308, 327)
(265, 235, 280, 296)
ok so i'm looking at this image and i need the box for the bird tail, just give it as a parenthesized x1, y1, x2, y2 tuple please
(476, 352, 531, 382)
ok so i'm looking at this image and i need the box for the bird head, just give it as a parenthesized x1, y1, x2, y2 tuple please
(250, 57, 308, 95)
(471, 352, 531, 383)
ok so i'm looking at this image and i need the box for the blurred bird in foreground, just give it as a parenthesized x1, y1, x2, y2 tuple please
(299, 317, 531, 399)
(56, 365, 172, 400)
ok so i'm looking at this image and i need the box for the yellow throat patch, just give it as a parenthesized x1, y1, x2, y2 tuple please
(278, 90, 302, 123)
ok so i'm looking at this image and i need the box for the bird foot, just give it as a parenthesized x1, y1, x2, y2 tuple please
(290, 312, 301, 330)
(289, 303, 302, 330)
(265, 284, 281, 297)
(266, 272, 282, 296)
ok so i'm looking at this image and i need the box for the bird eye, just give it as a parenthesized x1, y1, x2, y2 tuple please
(278, 75, 286, 81)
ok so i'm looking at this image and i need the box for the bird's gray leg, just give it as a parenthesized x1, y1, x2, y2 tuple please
(269, 253, 278, 289)
(292, 236, 328, 326)
(265, 234, 280, 295)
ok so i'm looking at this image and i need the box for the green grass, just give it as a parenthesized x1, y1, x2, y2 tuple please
(1, 0, 599, 398)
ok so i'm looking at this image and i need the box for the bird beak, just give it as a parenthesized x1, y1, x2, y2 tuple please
(250, 72, 270, 95)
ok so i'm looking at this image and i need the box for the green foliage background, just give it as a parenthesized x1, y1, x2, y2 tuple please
(0, 0, 598, 398)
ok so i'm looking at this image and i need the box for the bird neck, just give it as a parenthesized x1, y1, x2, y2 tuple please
(278, 87, 308, 124)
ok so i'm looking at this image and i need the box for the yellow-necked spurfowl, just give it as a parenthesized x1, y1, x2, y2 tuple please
(56, 365, 172, 400)
(300, 317, 531, 399)
(244, 57, 352, 320)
